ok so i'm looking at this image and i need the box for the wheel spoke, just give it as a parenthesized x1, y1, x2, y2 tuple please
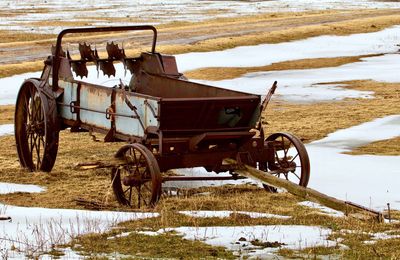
(123, 186, 131, 195)
(290, 153, 299, 163)
(274, 151, 280, 162)
(143, 183, 152, 193)
(29, 132, 34, 154)
(133, 149, 138, 165)
(137, 186, 141, 208)
(128, 187, 133, 205)
(282, 137, 289, 158)
(141, 186, 149, 207)
(36, 135, 41, 167)
(291, 172, 301, 181)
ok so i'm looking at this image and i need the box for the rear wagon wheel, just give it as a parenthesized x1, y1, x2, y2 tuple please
(263, 132, 310, 191)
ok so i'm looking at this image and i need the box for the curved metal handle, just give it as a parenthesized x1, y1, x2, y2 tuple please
(52, 25, 157, 90)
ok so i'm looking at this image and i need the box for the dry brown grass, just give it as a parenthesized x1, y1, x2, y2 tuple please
(0, 30, 54, 44)
(0, 61, 43, 78)
(0, 132, 123, 209)
(345, 137, 400, 156)
(184, 55, 380, 81)
(0, 105, 14, 124)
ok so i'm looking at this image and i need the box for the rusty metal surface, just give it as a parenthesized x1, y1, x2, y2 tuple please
(14, 25, 311, 208)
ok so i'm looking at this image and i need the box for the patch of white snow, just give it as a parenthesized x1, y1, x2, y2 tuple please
(179, 210, 291, 219)
(298, 201, 345, 218)
(0, 124, 13, 136)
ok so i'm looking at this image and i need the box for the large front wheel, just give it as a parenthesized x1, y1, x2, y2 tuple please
(14, 81, 59, 172)
(264, 132, 310, 189)
(111, 143, 162, 208)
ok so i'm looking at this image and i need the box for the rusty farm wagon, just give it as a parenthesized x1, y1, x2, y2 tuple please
(14, 26, 310, 208)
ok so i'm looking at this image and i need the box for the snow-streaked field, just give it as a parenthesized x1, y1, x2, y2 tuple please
(198, 53, 400, 102)
(176, 26, 400, 72)
(1, 0, 400, 33)
(308, 115, 400, 211)
(1, 26, 399, 105)
(161, 225, 336, 257)
(0, 200, 159, 258)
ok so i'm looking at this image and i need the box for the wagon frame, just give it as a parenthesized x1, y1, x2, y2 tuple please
(14, 25, 310, 208)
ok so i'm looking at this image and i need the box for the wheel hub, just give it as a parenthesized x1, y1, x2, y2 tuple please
(277, 159, 297, 172)
(122, 175, 148, 187)
(27, 122, 45, 135)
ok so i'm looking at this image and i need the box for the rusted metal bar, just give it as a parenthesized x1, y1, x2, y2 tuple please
(162, 175, 247, 182)
(261, 81, 278, 112)
(144, 99, 158, 118)
(58, 102, 139, 119)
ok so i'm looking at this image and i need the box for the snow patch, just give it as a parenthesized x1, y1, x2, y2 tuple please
(179, 210, 291, 219)
(161, 225, 336, 256)
(0, 72, 40, 105)
(311, 115, 400, 150)
(0, 124, 14, 136)
(308, 115, 400, 210)
(0, 182, 44, 195)
(298, 201, 345, 218)
(0, 204, 158, 257)
(162, 167, 259, 189)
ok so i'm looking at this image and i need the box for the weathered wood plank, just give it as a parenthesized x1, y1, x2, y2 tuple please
(74, 157, 126, 170)
(224, 158, 383, 222)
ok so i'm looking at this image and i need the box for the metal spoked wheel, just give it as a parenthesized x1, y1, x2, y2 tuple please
(111, 143, 162, 208)
(14, 81, 59, 172)
(263, 132, 310, 192)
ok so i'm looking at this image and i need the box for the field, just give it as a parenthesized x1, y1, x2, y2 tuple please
(0, 1, 400, 259)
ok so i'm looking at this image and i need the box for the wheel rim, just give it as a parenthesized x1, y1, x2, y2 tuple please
(111, 143, 162, 208)
(15, 82, 58, 171)
(265, 132, 310, 187)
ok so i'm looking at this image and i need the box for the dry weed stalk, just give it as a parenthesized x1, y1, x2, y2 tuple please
(0, 213, 121, 258)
